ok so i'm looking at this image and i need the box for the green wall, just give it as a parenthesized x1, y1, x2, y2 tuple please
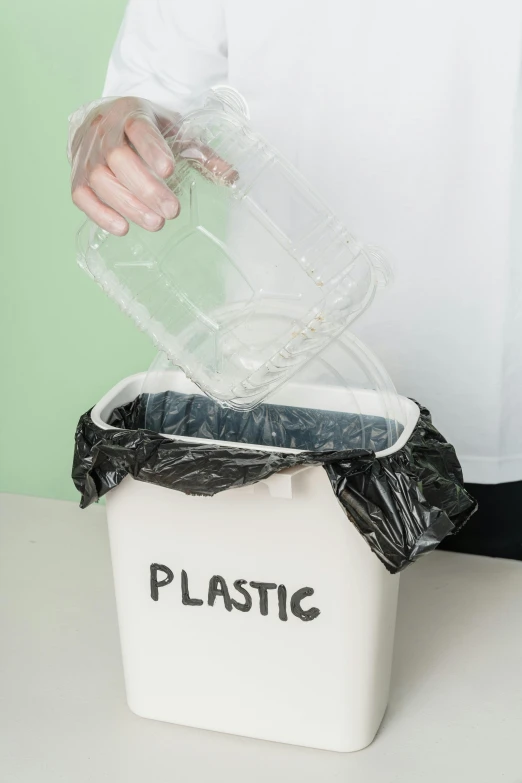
(0, 1, 155, 501)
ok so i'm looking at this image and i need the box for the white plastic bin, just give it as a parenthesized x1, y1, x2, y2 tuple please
(91, 373, 420, 752)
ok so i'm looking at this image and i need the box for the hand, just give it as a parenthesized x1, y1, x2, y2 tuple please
(70, 96, 239, 237)
(70, 97, 182, 236)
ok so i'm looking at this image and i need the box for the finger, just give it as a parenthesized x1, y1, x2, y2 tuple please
(127, 111, 237, 185)
(178, 139, 238, 184)
(205, 148, 239, 184)
(106, 143, 179, 220)
(72, 184, 129, 236)
(155, 113, 181, 140)
(124, 115, 175, 179)
(90, 164, 165, 232)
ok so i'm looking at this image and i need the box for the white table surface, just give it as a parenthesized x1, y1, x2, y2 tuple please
(1, 492, 521, 783)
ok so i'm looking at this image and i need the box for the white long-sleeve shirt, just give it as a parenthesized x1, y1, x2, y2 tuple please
(102, 0, 522, 484)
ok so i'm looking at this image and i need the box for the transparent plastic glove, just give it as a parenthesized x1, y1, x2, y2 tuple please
(69, 96, 234, 236)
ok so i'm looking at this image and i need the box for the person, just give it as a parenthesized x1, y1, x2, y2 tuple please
(68, 0, 522, 559)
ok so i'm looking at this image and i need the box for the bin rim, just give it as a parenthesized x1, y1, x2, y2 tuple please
(90, 372, 420, 459)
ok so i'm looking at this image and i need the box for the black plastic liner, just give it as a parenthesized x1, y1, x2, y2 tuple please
(73, 391, 477, 573)
(140, 390, 401, 452)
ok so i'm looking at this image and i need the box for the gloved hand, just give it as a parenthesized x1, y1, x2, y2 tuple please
(69, 96, 236, 236)
(70, 97, 182, 236)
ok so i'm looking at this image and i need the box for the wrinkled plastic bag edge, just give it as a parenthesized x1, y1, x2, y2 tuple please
(72, 401, 477, 574)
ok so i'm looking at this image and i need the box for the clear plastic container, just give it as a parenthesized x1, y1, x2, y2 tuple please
(77, 86, 390, 410)
(140, 330, 404, 452)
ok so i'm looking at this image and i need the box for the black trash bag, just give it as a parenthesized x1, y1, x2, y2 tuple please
(72, 391, 477, 574)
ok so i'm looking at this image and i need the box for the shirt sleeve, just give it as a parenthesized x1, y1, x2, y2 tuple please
(102, 0, 228, 113)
